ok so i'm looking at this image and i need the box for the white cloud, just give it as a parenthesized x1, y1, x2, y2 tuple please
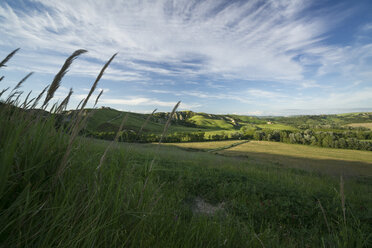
(99, 97, 199, 110)
(0, 0, 356, 83)
(1, 0, 371, 115)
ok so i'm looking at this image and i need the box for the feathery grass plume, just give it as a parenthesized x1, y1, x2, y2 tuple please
(0, 48, 20, 68)
(0, 76, 4, 82)
(10, 72, 33, 93)
(340, 175, 346, 225)
(80, 53, 117, 110)
(57, 53, 117, 181)
(96, 113, 129, 170)
(159, 101, 180, 144)
(56, 88, 73, 113)
(0, 87, 10, 98)
(42, 49, 87, 108)
(31, 84, 49, 109)
(94, 89, 103, 107)
(318, 199, 331, 234)
(137, 108, 157, 140)
(21, 91, 32, 109)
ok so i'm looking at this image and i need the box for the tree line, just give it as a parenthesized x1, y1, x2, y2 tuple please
(87, 127, 372, 151)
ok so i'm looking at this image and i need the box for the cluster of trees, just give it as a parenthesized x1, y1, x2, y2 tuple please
(88, 130, 208, 143)
(269, 113, 372, 128)
(250, 129, 372, 151)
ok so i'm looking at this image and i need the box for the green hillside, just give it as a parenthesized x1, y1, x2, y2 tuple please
(68, 108, 207, 134)
(188, 115, 235, 129)
(65, 108, 372, 140)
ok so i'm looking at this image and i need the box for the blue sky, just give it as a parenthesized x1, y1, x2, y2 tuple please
(0, 0, 372, 115)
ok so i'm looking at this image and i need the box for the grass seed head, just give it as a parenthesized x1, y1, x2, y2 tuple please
(0, 48, 20, 68)
(43, 49, 87, 108)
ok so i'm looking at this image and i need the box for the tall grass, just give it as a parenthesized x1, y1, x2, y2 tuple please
(0, 48, 371, 247)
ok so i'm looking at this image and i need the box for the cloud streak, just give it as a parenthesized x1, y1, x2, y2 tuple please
(1, 0, 371, 115)
(0, 0, 347, 81)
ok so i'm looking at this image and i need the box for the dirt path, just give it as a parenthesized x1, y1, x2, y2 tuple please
(207, 140, 249, 152)
(107, 113, 123, 123)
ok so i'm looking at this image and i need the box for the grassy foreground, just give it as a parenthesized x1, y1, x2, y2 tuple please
(1, 49, 371, 247)
(1, 104, 372, 247)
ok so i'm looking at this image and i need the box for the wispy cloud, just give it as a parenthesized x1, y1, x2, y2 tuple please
(99, 97, 199, 110)
(0, 0, 354, 82)
(1, 0, 371, 115)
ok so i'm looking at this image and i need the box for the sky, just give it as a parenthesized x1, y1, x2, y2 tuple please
(0, 0, 372, 116)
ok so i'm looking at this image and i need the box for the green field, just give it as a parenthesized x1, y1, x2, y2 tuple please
(168, 140, 372, 178)
(83, 108, 206, 134)
(2, 104, 372, 247)
(188, 115, 235, 129)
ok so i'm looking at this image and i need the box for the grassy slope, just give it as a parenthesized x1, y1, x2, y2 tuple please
(84, 108, 207, 133)
(188, 115, 235, 129)
(79, 108, 372, 135)
(1, 105, 372, 247)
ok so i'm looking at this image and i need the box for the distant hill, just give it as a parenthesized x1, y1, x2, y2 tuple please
(4, 101, 371, 134)
(60, 107, 372, 134)
(71, 108, 271, 134)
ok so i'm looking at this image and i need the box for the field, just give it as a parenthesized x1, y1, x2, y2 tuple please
(188, 115, 235, 129)
(2, 103, 372, 247)
(168, 140, 372, 178)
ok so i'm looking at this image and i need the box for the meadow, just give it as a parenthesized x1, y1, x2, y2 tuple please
(168, 140, 372, 178)
(1, 49, 372, 247)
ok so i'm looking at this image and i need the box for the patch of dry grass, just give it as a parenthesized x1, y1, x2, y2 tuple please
(346, 123, 372, 129)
